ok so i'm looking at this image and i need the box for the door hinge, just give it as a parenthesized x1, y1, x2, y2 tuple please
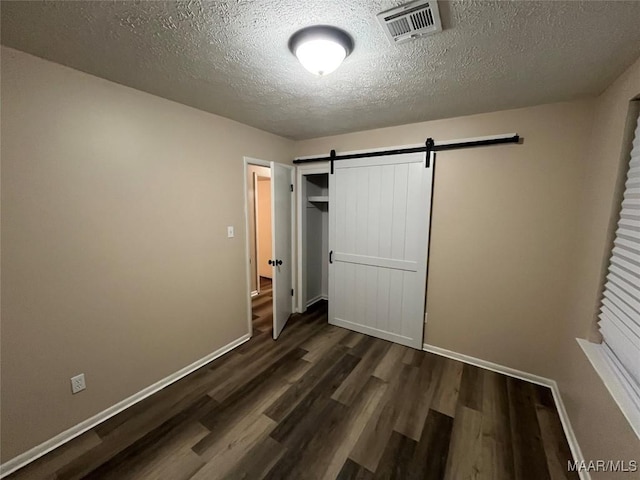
(290, 184, 294, 192)
(291, 289, 294, 296)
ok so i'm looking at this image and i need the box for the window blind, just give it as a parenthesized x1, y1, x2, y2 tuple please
(598, 111, 640, 411)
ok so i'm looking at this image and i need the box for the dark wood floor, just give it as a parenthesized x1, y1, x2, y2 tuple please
(8, 300, 577, 480)
(252, 276, 273, 334)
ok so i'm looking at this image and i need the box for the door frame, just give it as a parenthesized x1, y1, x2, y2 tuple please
(252, 172, 260, 295)
(295, 162, 331, 313)
(243, 157, 272, 337)
(243, 157, 297, 338)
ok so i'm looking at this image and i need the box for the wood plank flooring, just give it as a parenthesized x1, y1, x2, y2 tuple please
(252, 276, 273, 334)
(8, 301, 578, 480)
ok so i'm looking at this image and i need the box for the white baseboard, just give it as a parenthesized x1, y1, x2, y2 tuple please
(0, 333, 251, 478)
(306, 295, 323, 308)
(423, 343, 589, 480)
(423, 343, 552, 386)
(306, 295, 328, 308)
(548, 379, 589, 480)
(330, 318, 416, 348)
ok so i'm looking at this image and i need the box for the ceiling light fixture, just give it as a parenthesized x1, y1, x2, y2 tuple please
(289, 26, 354, 76)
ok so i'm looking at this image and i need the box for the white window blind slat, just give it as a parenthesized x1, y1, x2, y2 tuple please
(605, 276, 640, 316)
(619, 217, 640, 231)
(610, 264, 640, 292)
(600, 307, 640, 344)
(609, 267, 640, 293)
(602, 344, 640, 407)
(601, 298, 639, 336)
(622, 200, 640, 212)
(612, 245, 640, 267)
(602, 288, 640, 329)
(598, 111, 640, 420)
(599, 320, 640, 384)
(620, 211, 640, 223)
(617, 227, 640, 242)
(622, 209, 640, 220)
(611, 254, 640, 278)
(614, 236, 640, 255)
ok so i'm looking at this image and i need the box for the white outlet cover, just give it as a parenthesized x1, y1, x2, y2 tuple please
(71, 373, 86, 394)
(227, 226, 234, 238)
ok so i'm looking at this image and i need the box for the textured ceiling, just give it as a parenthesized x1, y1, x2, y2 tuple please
(2, 1, 640, 140)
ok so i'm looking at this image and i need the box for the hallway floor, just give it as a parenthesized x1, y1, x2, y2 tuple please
(252, 276, 273, 334)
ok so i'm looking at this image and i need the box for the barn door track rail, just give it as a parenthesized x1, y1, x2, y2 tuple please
(293, 133, 521, 172)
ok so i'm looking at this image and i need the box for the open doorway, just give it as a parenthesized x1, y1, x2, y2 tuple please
(244, 157, 294, 340)
(254, 174, 273, 334)
(246, 164, 273, 335)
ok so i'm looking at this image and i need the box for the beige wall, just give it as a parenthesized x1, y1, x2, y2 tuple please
(0, 47, 293, 461)
(558, 58, 640, 475)
(256, 177, 273, 279)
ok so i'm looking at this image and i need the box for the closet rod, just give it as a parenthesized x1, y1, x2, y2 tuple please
(292, 133, 521, 169)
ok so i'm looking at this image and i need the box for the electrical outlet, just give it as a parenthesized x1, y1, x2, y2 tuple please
(227, 226, 234, 238)
(71, 373, 86, 394)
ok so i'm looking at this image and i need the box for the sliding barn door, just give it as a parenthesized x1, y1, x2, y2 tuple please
(329, 152, 433, 349)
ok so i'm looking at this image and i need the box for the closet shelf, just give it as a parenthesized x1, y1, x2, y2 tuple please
(307, 196, 329, 203)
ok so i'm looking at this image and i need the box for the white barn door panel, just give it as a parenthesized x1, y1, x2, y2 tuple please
(329, 153, 433, 349)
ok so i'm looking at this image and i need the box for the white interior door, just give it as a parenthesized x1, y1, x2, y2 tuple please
(271, 162, 294, 339)
(329, 152, 433, 349)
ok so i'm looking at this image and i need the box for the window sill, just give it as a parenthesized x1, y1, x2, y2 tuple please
(577, 338, 640, 439)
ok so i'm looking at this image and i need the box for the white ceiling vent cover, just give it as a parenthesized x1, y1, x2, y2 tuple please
(377, 0, 442, 44)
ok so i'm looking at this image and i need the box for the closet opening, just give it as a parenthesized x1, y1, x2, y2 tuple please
(296, 166, 330, 314)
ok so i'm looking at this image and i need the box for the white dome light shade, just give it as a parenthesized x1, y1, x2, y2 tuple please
(289, 26, 354, 76)
(295, 39, 346, 76)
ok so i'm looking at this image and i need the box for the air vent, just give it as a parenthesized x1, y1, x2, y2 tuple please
(377, 0, 442, 44)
